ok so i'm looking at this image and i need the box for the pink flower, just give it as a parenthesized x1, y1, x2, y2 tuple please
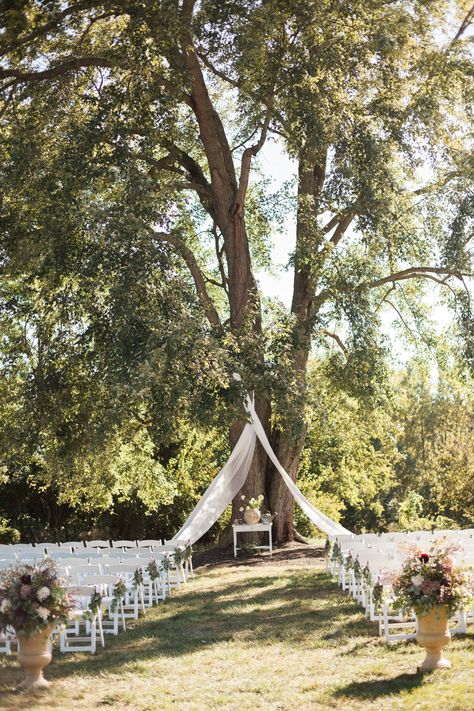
(420, 580, 441, 595)
(20, 585, 32, 599)
(441, 555, 455, 572)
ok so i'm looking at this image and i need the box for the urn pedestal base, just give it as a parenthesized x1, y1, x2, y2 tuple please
(416, 607, 451, 672)
(17, 626, 53, 690)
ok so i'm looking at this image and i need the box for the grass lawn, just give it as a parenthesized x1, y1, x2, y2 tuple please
(1, 546, 474, 711)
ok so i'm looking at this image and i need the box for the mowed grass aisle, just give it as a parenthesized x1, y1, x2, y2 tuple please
(2, 547, 474, 711)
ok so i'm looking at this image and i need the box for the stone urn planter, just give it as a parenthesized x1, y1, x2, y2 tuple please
(416, 607, 451, 671)
(244, 508, 261, 524)
(17, 625, 54, 689)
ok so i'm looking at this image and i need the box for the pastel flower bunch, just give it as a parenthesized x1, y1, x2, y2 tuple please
(239, 494, 264, 512)
(0, 560, 72, 637)
(392, 538, 473, 616)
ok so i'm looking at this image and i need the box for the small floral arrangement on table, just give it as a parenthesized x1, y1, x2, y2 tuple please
(0, 560, 72, 637)
(239, 494, 264, 513)
(392, 538, 473, 616)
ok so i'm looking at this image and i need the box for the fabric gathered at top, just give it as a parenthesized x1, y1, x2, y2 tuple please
(173, 395, 351, 545)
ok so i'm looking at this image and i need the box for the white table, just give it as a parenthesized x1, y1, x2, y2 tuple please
(232, 522, 273, 558)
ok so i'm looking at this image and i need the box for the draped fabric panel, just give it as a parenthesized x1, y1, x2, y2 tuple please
(173, 394, 352, 545)
(245, 398, 352, 537)
(172, 424, 257, 544)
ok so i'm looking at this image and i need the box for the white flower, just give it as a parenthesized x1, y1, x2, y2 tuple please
(241, 495, 246, 500)
(0, 598, 11, 614)
(36, 586, 50, 602)
(239, 507, 244, 512)
(411, 574, 424, 588)
(36, 607, 50, 621)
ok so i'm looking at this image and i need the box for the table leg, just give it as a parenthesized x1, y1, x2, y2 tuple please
(269, 530, 272, 558)
(233, 528, 237, 558)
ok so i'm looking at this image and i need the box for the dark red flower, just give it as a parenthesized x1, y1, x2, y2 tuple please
(440, 577, 450, 587)
(419, 553, 429, 563)
(15, 606, 26, 620)
(20, 574, 32, 585)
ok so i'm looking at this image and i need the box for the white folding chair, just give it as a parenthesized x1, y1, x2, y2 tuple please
(82, 574, 127, 634)
(60, 585, 104, 654)
(167, 539, 194, 579)
(66, 563, 104, 583)
(102, 563, 146, 619)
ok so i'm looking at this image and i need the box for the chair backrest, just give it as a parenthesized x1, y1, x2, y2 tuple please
(136, 551, 163, 562)
(116, 551, 139, 559)
(111, 540, 137, 549)
(55, 566, 70, 579)
(151, 544, 177, 553)
(61, 541, 85, 549)
(44, 551, 67, 560)
(80, 574, 120, 593)
(103, 563, 141, 580)
(137, 539, 163, 548)
(65, 584, 96, 608)
(73, 550, 102, 559)
(0, 544, 15, 553)
(85, 540, 110, 548)
(66, 563, 103, 578)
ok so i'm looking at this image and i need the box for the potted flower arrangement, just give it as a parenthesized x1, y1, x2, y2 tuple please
(0, 560, 72, 688)
(392, 538, 472, 671)
(239, 495, 264, 524)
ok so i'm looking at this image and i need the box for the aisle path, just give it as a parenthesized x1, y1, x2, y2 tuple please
(1, 545, 474, 710)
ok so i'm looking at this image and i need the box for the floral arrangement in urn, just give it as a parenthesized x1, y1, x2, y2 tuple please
(0, 559, 72, 636)
(0, 560, 72, 689)
(392, 538, 473, 671)
(392, 538, 472, 616)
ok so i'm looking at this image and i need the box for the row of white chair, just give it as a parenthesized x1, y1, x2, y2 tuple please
(326, 530, 474, 642)
(0, 539, 194, 655)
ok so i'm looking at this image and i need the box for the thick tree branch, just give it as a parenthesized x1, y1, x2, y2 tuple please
(363, 267, 473, 290)
(0, 56, 118, 91)
(329, 213, 355, 247)
(151, 229, 221, 327)
(233, 105, 273, 217)
(213, 223, 229, 295)
(321, 329, 348, 355)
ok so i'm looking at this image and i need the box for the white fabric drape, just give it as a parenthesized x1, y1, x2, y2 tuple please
(245, 397, 352, 536)
(173, 393, 352, 545)
(173, 424, 257, 544)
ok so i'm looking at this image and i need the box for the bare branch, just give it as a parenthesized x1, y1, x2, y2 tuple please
(450, 4, 474, 46)
(150, 229, 221, 328)
(385, 299, 420, 341)
(320, 329, 348, 354)
(213, 223, 229, 295)
(233, 106, 273, 217)
(329, 213, 355, 246)
(0, 56, 118, 91)
(411, 170, 464, 196)
(363, 266, 473, 290)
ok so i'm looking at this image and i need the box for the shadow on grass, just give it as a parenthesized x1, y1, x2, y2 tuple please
(0, 566, 374, 691)
(334, 671, 425, 700)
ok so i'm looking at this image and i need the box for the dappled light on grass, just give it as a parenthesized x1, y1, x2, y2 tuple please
(2, 557, 474, 710)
